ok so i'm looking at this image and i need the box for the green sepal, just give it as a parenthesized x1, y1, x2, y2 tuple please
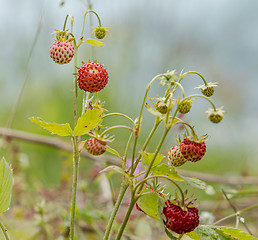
(73, 109, 103, 136)
(0, 157, 14, 213)
(29, 117, 73, 136)
(145, 103, 163, 117)
(106, 146, 120, 157)
(150, 164, 184, 181)
(99, 165, 125, 175)
(84, 38, 105, 47)
(141, 151, 164, 170)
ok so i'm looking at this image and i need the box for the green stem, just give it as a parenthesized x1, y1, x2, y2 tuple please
(0, 221, 9, 240)
(123, 132, 134, 170)
(213, 204, 258, 226)
(182, 94, 217, 111)
(132, 118, 161, 174)
(103, 181, 129, 240)
(181, 71, 208, 86)
(73, 47, 79, 127)
(103, 113, 135, 126)
(178, 234, 184, 240)
(115, 195, 137, 240)
(69, 137, 80, 240)
(63, 14, 69, 31)
(100, 125, 134, 138)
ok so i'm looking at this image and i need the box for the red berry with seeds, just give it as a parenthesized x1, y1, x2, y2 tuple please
(77, 62, 109, 93)
(49, 41, 75, 64)
(167, 145, 187, 167)
(86, 137, 106, 156)
(163, 200, 199, 234)
(180, 138, 206, 162)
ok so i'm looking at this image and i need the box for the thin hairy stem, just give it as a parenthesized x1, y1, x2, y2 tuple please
(0, 221, 9, 240)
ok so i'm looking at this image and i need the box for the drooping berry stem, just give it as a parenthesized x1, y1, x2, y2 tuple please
(181, 71, 208, 86)
(100, 125, 134, 138)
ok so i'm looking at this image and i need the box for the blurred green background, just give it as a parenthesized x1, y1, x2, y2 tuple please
(1, 0, 258, 184)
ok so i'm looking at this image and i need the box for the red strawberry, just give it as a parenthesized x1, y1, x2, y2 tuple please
(77, 62, 108, 93)
(180, 138, 206, 162)
(163, 200, 199, 234)
(86, 137, 106, 156)
(49, 41, 75, 64)
(167, 145, 187, 167)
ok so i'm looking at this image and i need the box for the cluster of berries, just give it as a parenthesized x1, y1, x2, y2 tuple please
(168, 137, 206, 167)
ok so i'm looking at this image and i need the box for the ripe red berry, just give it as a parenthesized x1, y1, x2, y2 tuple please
(163, 200, 199, 234)
(167, 145, 187, 167)
(77, 62, 109, 93)
(86, 137, 106, 156)
(49, 41, 75, 64)
(180, 138, 206, 162)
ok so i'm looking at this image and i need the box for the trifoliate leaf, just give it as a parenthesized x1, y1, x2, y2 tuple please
(180, 176, 207, 190)
(73, 109, 103, 136)
(85, 38, 105, 47)
(150, 164, 184, 181)
(141, 151, 164, 170)
(29, 117, 73, 136)
(0, 157, 14, 213)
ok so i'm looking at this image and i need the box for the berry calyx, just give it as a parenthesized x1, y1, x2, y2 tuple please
(180, 137, 206, 162)
(163, 200, 199, 234)
(49, 41, 75, 64)
(205, 107, 225, 124)
(167, 145, 187, 167)
(178, 99, 193, 114)
(155, 100, 168, 114)
(77, 62, 109, 93)
(86, 137, 107, 156)
(92, 26, 109, 39)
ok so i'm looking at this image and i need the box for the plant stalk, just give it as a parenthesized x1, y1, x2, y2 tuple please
(0, 221, 9, 240)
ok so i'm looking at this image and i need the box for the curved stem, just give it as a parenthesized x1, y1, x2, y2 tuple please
(103, 181, 129, 240)
(182, 71, 208, 86)
(134, 175, 185, 205)
(63, 14, 69, 31)
(172, 81, 185, 98)
(0, 221, 9, 240)
(182, 94, 217, 111)
(100, 125, 134, 138)
(103, 113, 135, 126)
(123, 132, 134, 170)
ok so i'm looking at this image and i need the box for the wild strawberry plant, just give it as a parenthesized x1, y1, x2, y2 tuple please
(19, 7, 257, 240)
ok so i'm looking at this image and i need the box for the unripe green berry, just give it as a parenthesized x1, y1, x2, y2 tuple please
(208, 113, 223, 123)
(155, 101, 168, 114)
(95, 27, 106, 39)
(178, 101, 192, 114)
(201, 86, 214, 97)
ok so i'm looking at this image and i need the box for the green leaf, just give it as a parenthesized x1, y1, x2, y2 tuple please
(106, 146, 120, 157)
(29, 117, 73, 136)
(150, 164, 184, 181)
(213, 226, 258, 240)
(73, 109, 103, 136)
(193, 225, 229, 240)
(85, 38, 105, 47)
(137, 191, 160, 221)
(181, 176, 207, 190)
(141, 151, 164, 170)
(0, 157, 14, 213)
(186, 231, 203, 240)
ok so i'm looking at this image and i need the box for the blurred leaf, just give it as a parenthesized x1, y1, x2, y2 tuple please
(191, 225, 228, 240)
(151, 164, 184, 181)
(141, 151, 164, 170)
(85, 39, 105, 47)
(213, 226, 258, 240)
(181, 176, 207, 190)
(106, 145, 120, 157)
(0, 157, 13, 213)
(29, 117, 73, 136)
(73, 109, 103, 136)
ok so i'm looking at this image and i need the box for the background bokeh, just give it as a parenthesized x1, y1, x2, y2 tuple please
(1, 0, 258, 184)
(0, 1, 258, 238)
